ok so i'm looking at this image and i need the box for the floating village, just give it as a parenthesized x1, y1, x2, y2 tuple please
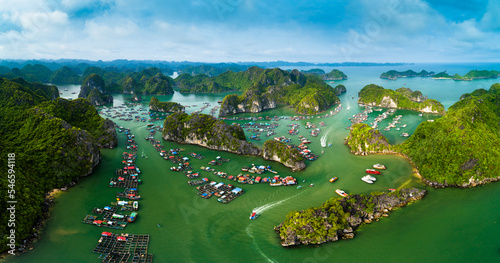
(89, 100, 409, 261)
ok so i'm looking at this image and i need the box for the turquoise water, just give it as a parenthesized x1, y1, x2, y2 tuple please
(4, 63, 500, 262)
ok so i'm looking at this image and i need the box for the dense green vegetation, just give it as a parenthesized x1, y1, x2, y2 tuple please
(333, 84, 346, 96)
(78, 74, 113, 106)
(397, 84, 500, 186)
(178, 64, 250, 76)
(323, 69, 348, 80)
(212, 67, 340, 116)
(162, 112, 260, 155)
(347, 123, 392, 154)
(262, 140, 304, 170)
(0, 64, 82, 84)
(358, 84, 445, 113)
(432, 71, 452, 78)
(380, 70, 435, 80)
(0, 78, 116, 253)
(149, 97, 184, 113)
(275, 188, 426, 246)
(432, 70, 500, 80)
(80, 67, 174, 95)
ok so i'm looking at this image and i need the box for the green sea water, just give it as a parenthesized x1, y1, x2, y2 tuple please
(4, 64, 500, 262)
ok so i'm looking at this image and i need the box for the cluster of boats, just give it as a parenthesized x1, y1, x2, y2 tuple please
(362, 164, 385, 184)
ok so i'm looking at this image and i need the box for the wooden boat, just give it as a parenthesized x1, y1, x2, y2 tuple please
(373, 164, 386, 170)
(329, 177, 338, 183)
(335, 189, 348, 197)
(366, 169, 381, 175)
(133, 201, 138, 210)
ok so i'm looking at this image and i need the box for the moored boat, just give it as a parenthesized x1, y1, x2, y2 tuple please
(335, 189, 348, 197)
(373, 164, 386, 170)
(329, 177, 338, 183)
(366, 169, 381, 175)
(133, 201, 139, 210)
(361, 175, 374, 184)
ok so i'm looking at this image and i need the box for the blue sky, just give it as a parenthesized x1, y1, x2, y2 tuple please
(0, 0, 498, 62)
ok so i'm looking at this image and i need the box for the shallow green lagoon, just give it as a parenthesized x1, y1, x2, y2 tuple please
(5, 64, 500, 262)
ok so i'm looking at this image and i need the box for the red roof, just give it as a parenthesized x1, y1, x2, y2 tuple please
(102, 232, 112, 236)
(117, 236, 127, 241)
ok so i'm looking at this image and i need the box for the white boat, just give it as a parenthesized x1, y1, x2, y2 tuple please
(362, 175, 375, 184)
(366, 175, 376, 181)
(335, 189, 348, 197)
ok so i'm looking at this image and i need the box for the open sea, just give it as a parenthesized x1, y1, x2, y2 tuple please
(3, 63, 500, 263)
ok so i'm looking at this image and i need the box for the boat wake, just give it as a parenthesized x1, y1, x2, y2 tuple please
(252, 195, 295, 215)
(320, 128, 333, 148)
(246, 225, 276, 263)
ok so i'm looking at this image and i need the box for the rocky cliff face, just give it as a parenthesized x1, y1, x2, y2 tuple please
(262, 140, 306, 171)
(333, 84, 347, 96)
(79, 73, 106, 98)
(275, 188, 426, 247)
(86, 88, 113, 106)
(346, 123, 392, 155)
(219, 92, 277, 116)
(163, 112, 261, 156)
(98, 118, 118, 148)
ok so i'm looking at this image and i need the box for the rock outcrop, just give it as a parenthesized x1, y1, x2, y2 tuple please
(149, 96, 184, 113)
(358, 84, 444, 114)
(275, 188, 426, 247)
(333, 84, 347, 96)
(346, 123, 392, 155)
(262, 140, 306, 171)
(163, 112, 261, 156)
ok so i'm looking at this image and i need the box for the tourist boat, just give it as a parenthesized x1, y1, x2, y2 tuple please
(366, 169, 381, 175)
(335, 189, 348, 197)
(250, 211, 258, 219)
(361, 175, 374, 184)
(127, 212, 137, 223)
(389, 188, 397, 192)
(373, 164, 386, 170)
(329, 177, 338, 183)
(270, 181, 283, 187)
(365, 175, 377, 181)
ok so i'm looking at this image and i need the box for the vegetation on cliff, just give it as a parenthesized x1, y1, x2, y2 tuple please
(275, 188, 426, 246)
(0, 64, 82, 84)
(347, 84, 500, 187)
(346, 124, 392, 155)
(78, 74, 113, 106)
(323, 69, 348, 80)
(333, 84, 347, 96)
(358, 84, 445, 113)
(210, 67, 340, 116)
(162, 112, 261, 155)
(149, 97, 184, 113)
(380, 70, 435, 80)
(0, 78, 117, 253)
(397, 84, 500, 186)
(262, 140, 305, 171)
(432, 70, 500, 80)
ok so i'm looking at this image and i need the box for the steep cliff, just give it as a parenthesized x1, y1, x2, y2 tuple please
(163, 112, 261, 155)
(346, 123, 392, 155)
(149, 96, 185, 113)
(262, 140, 306, 171)
(358, 84, 444, 113)
(275, 188, 426, 246)
(0, 78, 116, 253)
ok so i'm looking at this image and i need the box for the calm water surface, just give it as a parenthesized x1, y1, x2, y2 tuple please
(5, 63, 500, 262)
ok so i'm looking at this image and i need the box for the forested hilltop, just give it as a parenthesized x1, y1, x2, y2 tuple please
(0, 78, 117, 253)
(180, 67, 343, 116)
(380, 70, 435, 80)
(347, 83, 500, 187)
(432, 70, 500, 80)
(358, 84, 445, 113)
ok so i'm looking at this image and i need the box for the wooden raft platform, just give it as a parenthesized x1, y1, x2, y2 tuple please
(93, 233, 153, 263)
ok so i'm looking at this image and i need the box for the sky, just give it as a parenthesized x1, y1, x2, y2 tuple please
(0, 0, 499, 63)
